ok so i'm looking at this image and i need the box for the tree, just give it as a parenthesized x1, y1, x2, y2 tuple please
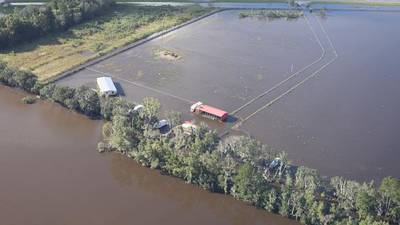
(74, 86, 101, 117)
(142, 97, 160, 126)
(165, 110, 182, 128)
(356, 189, 377, 220)
(51, 85, 75, 106)
(12, 70, 37, 92)
(39, 84, 57, 99)
(0, 66, 15, 86)
(232, 163, 267, 207)
(100, 96, 116, 120)
(378, 177, 400, 223)
(0, 0, 115, 49)
(359, 216, 389, 225)
(330, 176, 360, 216)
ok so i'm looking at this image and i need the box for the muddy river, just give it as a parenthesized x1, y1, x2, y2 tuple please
(0, 86, 299, 225)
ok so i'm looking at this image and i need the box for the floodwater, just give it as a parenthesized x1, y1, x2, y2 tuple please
(57, 10, 400, 181)
(0, 85, 299, 225)
(241, 11, 400, 181)
(59, 10, 320, 121)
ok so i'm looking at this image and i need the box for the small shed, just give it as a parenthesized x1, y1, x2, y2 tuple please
(97, 77, 117, 96)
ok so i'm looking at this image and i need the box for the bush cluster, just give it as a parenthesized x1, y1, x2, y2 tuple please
(21, 96, 35, 104)
(0, 0, 115, 49)
(0, 61, 101, 117)
(0, 61, 40, 93)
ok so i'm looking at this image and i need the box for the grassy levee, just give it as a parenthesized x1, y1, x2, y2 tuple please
(0, 5, 211, 81)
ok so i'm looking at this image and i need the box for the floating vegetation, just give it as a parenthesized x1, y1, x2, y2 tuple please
(21, 96, 36, 104)
(155, 49, 182, 61)
(239, 10, 304, 20)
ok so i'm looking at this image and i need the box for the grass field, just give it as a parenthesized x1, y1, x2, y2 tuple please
(0, 5, 211, 81)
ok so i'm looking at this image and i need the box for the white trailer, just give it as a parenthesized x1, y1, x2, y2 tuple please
(97, 77, 117, 96)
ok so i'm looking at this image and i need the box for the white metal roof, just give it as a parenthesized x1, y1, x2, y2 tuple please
(97, 77, 117, 94)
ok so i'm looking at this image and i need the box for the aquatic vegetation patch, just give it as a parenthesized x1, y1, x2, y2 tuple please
(21, 96, 36, 104)
(239, 10, 304, 20)
(154, 49, 182, 61)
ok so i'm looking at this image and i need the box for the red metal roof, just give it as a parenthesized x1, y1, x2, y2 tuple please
(198, 104, 228, 118)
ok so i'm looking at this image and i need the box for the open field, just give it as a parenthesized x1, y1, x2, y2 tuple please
(0, 5, 210, 80)
(58, 10, 400, 181)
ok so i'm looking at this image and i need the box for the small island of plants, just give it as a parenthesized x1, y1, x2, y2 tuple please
(239, 10, 304, 20)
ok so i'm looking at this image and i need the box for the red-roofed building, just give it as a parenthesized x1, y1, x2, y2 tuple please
(190, 102, 228, 122)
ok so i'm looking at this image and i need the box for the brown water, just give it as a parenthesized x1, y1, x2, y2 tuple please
(240, 11, 400, 181)
(59, 10, 400, 181)
(0, 86, 299, 225)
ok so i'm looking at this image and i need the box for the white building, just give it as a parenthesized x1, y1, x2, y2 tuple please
(96, 77, 117, 96)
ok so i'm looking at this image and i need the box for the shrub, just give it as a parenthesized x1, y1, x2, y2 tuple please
(21, 96, 36, 104)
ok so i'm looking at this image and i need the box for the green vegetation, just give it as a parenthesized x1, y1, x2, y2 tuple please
(0, 3, 210, 80)
(1, 60, 400, 225)
(21, 96, 35, 104)
(239, 10, 304, 19)
(0, 0, 115, 49)
(0, 6, 22, 15)
(0, 61, 40, 93)
(0, 62, 101, 117)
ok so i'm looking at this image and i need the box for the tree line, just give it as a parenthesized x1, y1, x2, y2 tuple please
(0, 0, 115, 49)
(0, 62, 399, 225)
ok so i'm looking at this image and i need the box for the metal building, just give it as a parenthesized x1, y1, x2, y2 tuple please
(96, 77, 117, 96)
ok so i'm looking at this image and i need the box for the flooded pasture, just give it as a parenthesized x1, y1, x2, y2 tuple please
(57, 10, 400, 181)
(239, 11, 400, 181)
(0, 85, 299, 225)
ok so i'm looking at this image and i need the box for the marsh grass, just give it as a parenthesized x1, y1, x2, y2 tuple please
(239, 10, 304, 20)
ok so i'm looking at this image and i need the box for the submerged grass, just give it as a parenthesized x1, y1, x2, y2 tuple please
(239, 9, 304, 19)
(0, 5, 211, 81)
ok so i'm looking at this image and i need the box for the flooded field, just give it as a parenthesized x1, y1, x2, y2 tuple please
(240, 11, 400, 181)
(58, 10, 400, 181)
(0, 85, 299, 225)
